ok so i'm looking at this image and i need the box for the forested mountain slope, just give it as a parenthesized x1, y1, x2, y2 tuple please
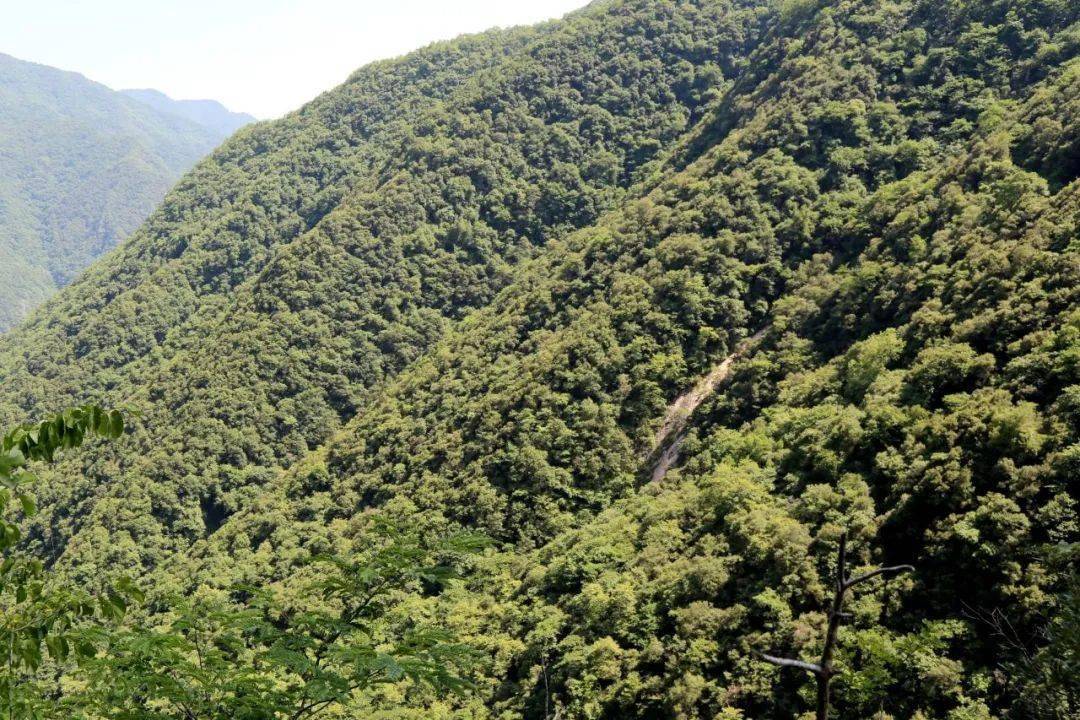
(0, 54, 228, 331)
(1, 0, 1078, 718)
(0, 0, 773, 577)
(169, 0, 1079, 717)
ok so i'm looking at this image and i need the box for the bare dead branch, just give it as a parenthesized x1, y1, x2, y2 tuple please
(755, 651, 823, 675)
(844, 564, 915, 590)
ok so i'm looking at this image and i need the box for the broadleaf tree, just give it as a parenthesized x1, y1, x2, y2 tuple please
(0, 406, 136, 720)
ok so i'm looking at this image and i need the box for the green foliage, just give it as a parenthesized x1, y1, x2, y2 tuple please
(0, 406, 481, 719)
(0, 1, 1077, 718)
(73, 522, 486, 719)
(0, 0, 777, 581)
(1005, 556, 1079, 720)
(0, 407, 134, 720)
(0, 405, 125, 551)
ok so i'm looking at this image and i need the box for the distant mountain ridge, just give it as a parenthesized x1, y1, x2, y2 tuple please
(0, 53, 235, 331)
(121, 88, 255, 136)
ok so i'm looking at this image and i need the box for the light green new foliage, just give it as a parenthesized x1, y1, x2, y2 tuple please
(71, 520, 486, 720)
(0, 407, 134, 720)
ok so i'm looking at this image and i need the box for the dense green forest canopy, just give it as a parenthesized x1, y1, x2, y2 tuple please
(0, 0, 765, 576)
(0, 0, 1076, 717)
(0, 54, 239, 331)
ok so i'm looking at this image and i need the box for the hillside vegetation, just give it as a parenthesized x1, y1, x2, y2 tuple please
(0, 0, 766, 576)
(0, 54, 236, 331)
(0, 0, 1076, 718)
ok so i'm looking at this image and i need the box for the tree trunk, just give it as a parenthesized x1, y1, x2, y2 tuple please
(816, 672, 831, 720)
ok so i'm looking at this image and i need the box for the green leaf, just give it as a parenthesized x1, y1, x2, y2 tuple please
(45, 635, 70, 662)
(95, 408, 110, 437)
(108, 411, 125, 439)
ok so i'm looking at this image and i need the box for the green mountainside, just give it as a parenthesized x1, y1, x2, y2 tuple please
(0, 0, 764, 574)
(0, 54, 234, 331)
(0, 0, 1077, 717)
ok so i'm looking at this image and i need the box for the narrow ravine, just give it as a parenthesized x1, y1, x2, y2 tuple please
(647, 327, 767, 483)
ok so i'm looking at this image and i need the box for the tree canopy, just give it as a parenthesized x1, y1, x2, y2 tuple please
(0, 0, 1076, 717)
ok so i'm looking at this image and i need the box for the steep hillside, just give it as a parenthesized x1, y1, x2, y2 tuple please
(0, 0, 772, 576)
(0, 54, 227, 330)
(0, 0, 1077, 717)
(121, 88, 256, 136)
(167, 0, 1079, 717)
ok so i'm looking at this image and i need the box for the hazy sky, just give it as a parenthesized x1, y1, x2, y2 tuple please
(2, 0, 590, 119)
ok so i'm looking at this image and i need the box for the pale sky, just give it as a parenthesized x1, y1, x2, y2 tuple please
(1, 0, 590, 119)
